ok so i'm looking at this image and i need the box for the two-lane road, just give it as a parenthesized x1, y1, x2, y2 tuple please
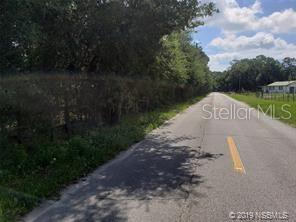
(25, 93, 296, 222)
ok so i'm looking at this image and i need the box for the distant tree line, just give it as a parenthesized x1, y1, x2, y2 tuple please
(215, 56, 296, 92)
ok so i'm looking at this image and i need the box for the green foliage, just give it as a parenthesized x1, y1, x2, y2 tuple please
(0, 187, 39, 222)
(153, 31, 213, 89)
(0, 74, 205, 145)
(282, 57, 296, 80)
(0, 0, 217, 219)
(1, 0, 216, 74)
(215, 56, 296, 92)
(0, 94, 203, 221)
(0, 73, 206, 222)
(153, 32, 189, 84)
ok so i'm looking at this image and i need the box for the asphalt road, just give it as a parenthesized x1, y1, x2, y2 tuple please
(25, 93, 296, 222)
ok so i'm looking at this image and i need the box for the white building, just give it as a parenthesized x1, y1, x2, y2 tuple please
(263, 81, 296, 93)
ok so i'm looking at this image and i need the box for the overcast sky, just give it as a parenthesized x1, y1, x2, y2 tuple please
(193, 0, 296, 72)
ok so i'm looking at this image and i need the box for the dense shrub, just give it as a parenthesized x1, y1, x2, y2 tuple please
(0, 74, 203, 144)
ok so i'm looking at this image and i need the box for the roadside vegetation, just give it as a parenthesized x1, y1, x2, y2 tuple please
(1, 0, 218, 221)
(229, 93, 296, 127)
(0, 91, 203, 222)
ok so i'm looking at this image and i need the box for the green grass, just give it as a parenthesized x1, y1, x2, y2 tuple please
(0, 96, 204, 222)
(229, 93, 296, 127)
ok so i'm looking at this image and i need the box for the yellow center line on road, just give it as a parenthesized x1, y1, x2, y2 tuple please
(227, 136, 246, 174)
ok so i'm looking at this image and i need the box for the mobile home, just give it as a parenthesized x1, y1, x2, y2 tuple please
(263, 81, 296, 93)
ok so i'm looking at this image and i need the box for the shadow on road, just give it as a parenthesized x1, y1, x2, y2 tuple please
(36, 132, 223, 221)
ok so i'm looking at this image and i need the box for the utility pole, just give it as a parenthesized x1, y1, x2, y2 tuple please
(238, 75, 241, 92)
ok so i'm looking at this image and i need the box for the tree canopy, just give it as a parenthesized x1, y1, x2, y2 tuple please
(1, 0, 216, 79)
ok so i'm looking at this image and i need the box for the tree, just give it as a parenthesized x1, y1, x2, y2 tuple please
(0, 0, 33, 71)
(152, 31, 213, 92)
(0, 0, 217, 74)
(282, 57, 296, 80)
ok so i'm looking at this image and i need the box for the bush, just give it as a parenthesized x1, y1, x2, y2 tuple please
(0, 74, 201, 144)
(0, 80, 204, 221)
